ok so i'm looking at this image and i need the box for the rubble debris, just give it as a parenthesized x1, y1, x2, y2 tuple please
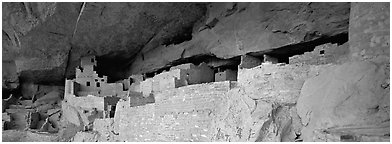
(33, 91, 62, 107)
(6, 109, 38, 130)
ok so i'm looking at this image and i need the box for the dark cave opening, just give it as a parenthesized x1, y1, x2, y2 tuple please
(94, 53, 134, 83)
(93, 32, 348, 82)
(248, 32, 349, 63)
(144, 55, 241, 78)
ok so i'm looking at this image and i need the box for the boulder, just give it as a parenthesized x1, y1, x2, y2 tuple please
(2, 61, 19, 94)
(20, 82, 38, 99)
(33, 90, 62, 107)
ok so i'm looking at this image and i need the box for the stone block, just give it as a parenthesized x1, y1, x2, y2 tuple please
(49, 112, 61, 129)
(19, 100, 33, 107)
(20, 82, 38, 99)
(9, 112, 28, 130)
(33, 90, 62, 106)
(2, 113, 11, 122)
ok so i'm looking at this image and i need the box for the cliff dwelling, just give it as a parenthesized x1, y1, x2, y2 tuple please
(2, 2, 390, 142)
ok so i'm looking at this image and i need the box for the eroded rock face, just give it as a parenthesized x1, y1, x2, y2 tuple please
(296, 61, 390, 141)
(2, 2, 207, 84)
(3, 2, 350, 84)
(349, 2, 389, 63)
(128, 2, 350, 74)
(3, 2, 77, 84)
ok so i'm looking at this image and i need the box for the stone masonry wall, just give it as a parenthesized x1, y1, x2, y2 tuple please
(154, 81, 231, 141)
(289, 43, 349, 65)
(114, 102, 156, 142)
(113, 81, 232, 142)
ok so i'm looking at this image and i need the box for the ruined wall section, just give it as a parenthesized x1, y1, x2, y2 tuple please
(65, 95, 104, 111)
(75, 56, 106, 94)
(114, 101, 156, 142)
(140, 63, 214, 97)
(289, 43, 349, 65)
(169, 63, 214, 85)
(74, 56, 126, 97)
(129, 75, 143, 92)
(100, 83, 126, 97)
(154, 81, 231, 141)
(215, 69, 238, 82)
(152, 69, 185, 93)
(113, 81, 232, 142)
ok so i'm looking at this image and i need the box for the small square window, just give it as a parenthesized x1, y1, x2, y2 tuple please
(96, 82, 100, 87)
(320, 50, 325, 55)
(95, 79, 98, 82)
(86, 81, 90, 86)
